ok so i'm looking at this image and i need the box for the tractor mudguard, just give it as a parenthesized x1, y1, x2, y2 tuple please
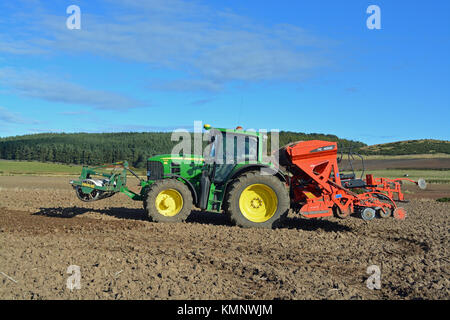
(229, 164, 287, 183)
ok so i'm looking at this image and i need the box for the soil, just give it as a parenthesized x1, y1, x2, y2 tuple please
(0, 176, 449, 300)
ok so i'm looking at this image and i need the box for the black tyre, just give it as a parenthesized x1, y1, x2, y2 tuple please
(144, 179, 193, 223)
(224, 172, 289, 229)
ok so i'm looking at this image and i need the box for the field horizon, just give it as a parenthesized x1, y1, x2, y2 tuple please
(1, 157, 449, 184)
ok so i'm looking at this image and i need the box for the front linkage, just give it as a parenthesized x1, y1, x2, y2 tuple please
(70, 161, 145, 202)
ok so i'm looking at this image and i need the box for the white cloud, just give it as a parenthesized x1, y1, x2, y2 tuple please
(0, 106, 39, 124)
(0, 68, 146, 110)
(1, 0, 333, 91)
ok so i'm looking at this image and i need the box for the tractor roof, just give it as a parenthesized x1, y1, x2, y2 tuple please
(203, 124, 261, 137)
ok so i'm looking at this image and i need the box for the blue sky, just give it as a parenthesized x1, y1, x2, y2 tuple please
(0, 0, 449, 145)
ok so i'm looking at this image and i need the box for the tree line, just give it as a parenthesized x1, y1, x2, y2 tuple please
(0, 131, 368, 167)
(1, 132, 447, 168)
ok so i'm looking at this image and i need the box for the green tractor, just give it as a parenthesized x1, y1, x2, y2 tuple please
(70, 124, 289, 228)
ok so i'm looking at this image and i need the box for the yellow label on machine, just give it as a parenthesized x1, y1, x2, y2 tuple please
(304, 192, 316, 199)
(82, 182, 95, 188)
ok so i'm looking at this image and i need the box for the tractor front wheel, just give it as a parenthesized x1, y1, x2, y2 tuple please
(144, 179, 193, 223)
(224, 172, 289, 229)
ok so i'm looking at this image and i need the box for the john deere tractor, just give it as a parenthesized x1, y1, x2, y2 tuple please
(70, 125, 289, 228)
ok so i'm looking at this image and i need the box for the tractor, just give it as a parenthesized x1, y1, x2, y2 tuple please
(70, 124, 426, 228)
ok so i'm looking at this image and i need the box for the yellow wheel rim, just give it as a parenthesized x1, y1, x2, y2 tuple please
(239, 184, 278, 223)
(155, 189, 183, 217)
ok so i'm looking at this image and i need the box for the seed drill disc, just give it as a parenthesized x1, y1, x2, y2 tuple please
(333, 205, 352, 219)
(376, 206, 392, 218)
(393, 207, 407, 220)
(361, 208, 376, 221)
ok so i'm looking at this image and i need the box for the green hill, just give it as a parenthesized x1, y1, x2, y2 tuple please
(359, 139, 450, 156)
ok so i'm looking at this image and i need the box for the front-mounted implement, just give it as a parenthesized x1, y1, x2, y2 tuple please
(70, 124, 426, 228)
(70, 161, 145, 202)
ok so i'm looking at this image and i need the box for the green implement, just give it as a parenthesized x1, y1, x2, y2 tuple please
(70, 161, 144, 202)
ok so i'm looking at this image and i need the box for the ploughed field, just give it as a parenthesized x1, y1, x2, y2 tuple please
(0, 175, 449, 300)
(341, 156, 450, 171)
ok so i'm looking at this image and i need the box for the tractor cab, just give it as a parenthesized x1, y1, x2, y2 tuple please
(204, 126, 260, 183)
(199, 124, 268, 210)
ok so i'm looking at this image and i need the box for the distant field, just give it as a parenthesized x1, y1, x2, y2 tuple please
(1, 159, 448, 184)
(350, 169, 450, 184)
(0, 160, 147, 176)
(361, 153, 450, 160)
(0, 160, 82, 175)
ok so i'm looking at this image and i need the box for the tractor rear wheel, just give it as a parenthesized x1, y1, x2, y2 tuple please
(224, 172, 289, 229)
(144, 179, 193, 223)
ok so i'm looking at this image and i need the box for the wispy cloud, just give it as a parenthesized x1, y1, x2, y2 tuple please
(27, 128, 65, 134)
(0, 106, 39, 124)
(190, 98, 214, 106)
(0, 35, 48, 55)
(58, 111, 91, 116)
(0, 68, 146, 110)
(150, 79, 224, 92)
(346, 87, 359, 93)
(99, 124, 194, 132)
(0, 106, 24, 123)
(2, 0, 333, 92)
